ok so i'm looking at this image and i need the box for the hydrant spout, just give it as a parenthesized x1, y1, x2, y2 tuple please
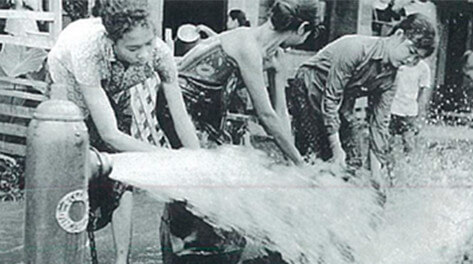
(89, 149, 113, 180)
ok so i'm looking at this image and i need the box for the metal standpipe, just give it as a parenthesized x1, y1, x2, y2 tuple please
(24, 99, 112, 264)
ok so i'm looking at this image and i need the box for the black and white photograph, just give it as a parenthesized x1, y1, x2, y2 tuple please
(1, 0, 473, 263)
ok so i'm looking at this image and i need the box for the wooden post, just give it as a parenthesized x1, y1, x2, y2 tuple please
(24, 99, 90, 264)
(49, 0, 62, 41)
(357, 0, 373, 36)
(164, 28, 174, 54)
(148, 0, 164, 37)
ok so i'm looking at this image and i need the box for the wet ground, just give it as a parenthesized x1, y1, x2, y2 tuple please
(0, 191, 165, 264)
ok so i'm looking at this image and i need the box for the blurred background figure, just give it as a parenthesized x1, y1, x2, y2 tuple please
(196, 9, 250, 38)
(393, 0, 436, 24)
(371, 0, 437, 37)
(371, 0, 404, 36)
(226, 9, 251, 30)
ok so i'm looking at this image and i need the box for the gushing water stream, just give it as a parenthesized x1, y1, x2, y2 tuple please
(109, 126, 473, 264)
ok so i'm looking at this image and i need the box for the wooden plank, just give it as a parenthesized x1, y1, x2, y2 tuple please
(24, 31, 51, 38)
(0, 103, 37, 118)
(0, 77, 48, 93)
(0, 89, 46, 102)
(0, 123, 28, 137)
(0, 141, 26, 156)
(0, 35, 54, 49)
(38, 0, 44, 12)
(0, 10, 55, 21)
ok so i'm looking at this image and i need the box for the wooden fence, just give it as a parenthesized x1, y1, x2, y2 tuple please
(0, 0, 62, 157)
(0, 83, 47, 156)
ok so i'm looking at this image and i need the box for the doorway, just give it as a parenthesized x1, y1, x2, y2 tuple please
(435, 2, 473, 113)
(163, 0, 228, 39)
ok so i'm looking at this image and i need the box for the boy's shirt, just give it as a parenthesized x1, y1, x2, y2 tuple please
(391, 60, 431, 117)
(300, 35, 399, 165)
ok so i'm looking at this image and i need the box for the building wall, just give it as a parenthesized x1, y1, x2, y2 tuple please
(434, 2, 473, 113)
(357, 0, 372, 35)
(149, 0, 262, 31)
(149, 0, 368, 49)
(148, 0, 164, 37)
(328, 0, 359, 41)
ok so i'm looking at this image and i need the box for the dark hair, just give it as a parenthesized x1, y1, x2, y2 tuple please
(92, 0, 155, 41)
(390, 13, 436, 58)
(269, 0, 320, 32)
(228, 9, 250, 27)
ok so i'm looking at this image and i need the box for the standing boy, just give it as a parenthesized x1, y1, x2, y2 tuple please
(389, 59, 431, 153)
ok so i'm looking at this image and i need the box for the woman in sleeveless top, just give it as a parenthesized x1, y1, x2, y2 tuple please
(163, 0, 324, 165)
(159, 1, 323, 263)
(47, 1, 199, 263)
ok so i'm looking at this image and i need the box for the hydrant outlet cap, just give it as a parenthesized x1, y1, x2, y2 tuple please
(34, 100, 84, 121)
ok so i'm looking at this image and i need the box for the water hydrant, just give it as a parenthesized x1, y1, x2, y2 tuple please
(24, 99, 112, 264)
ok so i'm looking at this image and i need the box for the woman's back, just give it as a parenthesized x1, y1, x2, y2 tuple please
(178, 36, 241, 88)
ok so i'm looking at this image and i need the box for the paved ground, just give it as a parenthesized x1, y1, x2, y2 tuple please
(0, 191, 165, 263)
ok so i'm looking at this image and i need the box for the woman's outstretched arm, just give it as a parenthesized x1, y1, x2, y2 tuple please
(230, 40, 303, 165)
(266, 49, 293, 140)
(162, 80, 200, 149)
(80, 83, 160, 152)
(154, 41, 200, 149)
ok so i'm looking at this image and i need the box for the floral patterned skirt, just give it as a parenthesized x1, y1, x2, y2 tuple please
(87, 172, 133, 232)
(286, 75, 332, 162)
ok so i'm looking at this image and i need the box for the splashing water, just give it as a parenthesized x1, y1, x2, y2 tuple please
(109, 125, 473, 264)
(111, 146, 382, 263)
(360, 125, 473, 264)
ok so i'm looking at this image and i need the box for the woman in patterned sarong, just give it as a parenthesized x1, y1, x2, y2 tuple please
(47, 0, 199, 263)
